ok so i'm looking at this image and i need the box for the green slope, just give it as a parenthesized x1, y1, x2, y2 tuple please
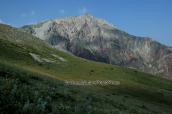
(0, 23, 172, 114)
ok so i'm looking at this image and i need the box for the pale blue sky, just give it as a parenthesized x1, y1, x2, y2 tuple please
(0, 0, 172, 46)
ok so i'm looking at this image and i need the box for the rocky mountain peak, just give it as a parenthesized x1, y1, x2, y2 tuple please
(83, 13, 94, 22)
(84, 13, 93, 17)
(19, 14, 172, 79)
(84, 13, 90, 15)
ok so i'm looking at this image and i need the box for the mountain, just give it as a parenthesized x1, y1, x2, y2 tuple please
(19, 13, 172, 79)
(1, 23, 172, 113)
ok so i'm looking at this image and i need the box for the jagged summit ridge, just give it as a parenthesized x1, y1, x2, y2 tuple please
(19, 14, 172, 79)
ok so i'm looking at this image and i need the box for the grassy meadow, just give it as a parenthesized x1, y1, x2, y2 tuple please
(0, 23, 172, 114)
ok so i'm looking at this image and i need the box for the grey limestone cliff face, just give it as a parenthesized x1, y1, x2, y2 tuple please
(19, 13, 172, 79)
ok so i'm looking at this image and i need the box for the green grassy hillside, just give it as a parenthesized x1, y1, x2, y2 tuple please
(0, 23, 172, 114)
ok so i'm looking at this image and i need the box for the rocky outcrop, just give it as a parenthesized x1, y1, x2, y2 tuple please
(19, 13, 172, 79)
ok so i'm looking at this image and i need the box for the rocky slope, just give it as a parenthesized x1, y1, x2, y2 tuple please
(19, 13, 172, 79)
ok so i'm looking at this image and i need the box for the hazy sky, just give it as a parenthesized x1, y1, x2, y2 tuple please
(0, 0, 172, 46)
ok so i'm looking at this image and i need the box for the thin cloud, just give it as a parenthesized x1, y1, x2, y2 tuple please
(60, 10, 64, 14)
(31, 10, 35, 15)
(0, 19, 10, 25)
(21, 13, 26, 17)
(79, 7, 87, 15)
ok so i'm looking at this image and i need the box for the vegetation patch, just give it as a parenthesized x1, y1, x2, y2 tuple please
(0, 63, 142, 114)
